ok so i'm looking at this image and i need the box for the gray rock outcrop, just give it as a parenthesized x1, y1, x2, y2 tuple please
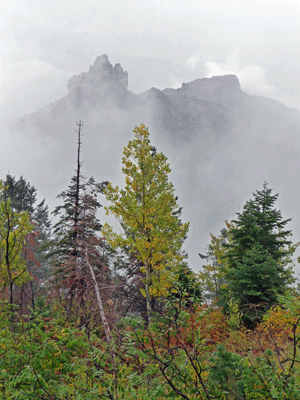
(67, 55, 128, 108)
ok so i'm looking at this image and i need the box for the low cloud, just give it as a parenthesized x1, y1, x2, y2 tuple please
(184, 56, 199, 72)
(203, 48, 300, 109)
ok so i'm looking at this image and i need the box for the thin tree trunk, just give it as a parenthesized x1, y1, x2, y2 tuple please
(85, 247, 111, 343)
(145, 260, 152, 323)
(5, 214, 13, 308)
(140, 148, 152, 323)
(73, 120, 83, 251)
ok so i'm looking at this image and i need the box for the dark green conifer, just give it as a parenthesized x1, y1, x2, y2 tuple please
(221, 183, 294, 327)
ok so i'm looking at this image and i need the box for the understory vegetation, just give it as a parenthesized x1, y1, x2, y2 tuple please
(0, 123, 299, 399)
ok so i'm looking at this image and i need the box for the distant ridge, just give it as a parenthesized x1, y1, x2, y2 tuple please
(16, 54, 299, 141)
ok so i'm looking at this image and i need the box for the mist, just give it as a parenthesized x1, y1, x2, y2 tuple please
(1, 0, 299, 275)
(1, 52, 299, 276)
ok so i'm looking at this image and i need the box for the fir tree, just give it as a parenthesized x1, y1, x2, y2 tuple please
(220, 183, 295, 327)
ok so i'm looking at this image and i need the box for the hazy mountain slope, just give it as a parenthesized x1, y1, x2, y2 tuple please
(8, 54, 300, 272)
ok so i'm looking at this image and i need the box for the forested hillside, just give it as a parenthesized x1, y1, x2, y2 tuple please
(1, 123, 300, 399)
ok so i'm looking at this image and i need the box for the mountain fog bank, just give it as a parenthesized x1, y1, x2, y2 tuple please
(1, 55, 299, 273)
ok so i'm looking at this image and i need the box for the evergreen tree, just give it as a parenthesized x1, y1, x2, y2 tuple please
(103, 124, 189, 321)
(51, 176, 108, 287)
(51, 122, 107, 271)
(2, 175, 36, 215)
(50, 122, 113, 337)
(1, 174, 51, 249)
(220, 183, 295, 327)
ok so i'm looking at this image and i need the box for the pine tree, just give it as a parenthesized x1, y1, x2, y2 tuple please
(103, 124, 189, 321)
(220, 183, 295, 327)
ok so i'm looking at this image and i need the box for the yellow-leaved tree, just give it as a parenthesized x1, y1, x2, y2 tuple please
(103, 124, 189, 320)
(0, 181, 33, 307)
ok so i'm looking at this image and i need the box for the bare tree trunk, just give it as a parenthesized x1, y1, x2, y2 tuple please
(73, 120, 83, 250)
(85, 247, 111, 343)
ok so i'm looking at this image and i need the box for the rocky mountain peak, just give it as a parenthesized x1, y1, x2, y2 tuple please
(67, 54, 128, 108)
(163, 74, 243, 106)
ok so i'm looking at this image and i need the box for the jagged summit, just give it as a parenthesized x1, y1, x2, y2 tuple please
(66, 55, 242, 110)
(16, 54, 299, 143)
(67, 54, 128, 108)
